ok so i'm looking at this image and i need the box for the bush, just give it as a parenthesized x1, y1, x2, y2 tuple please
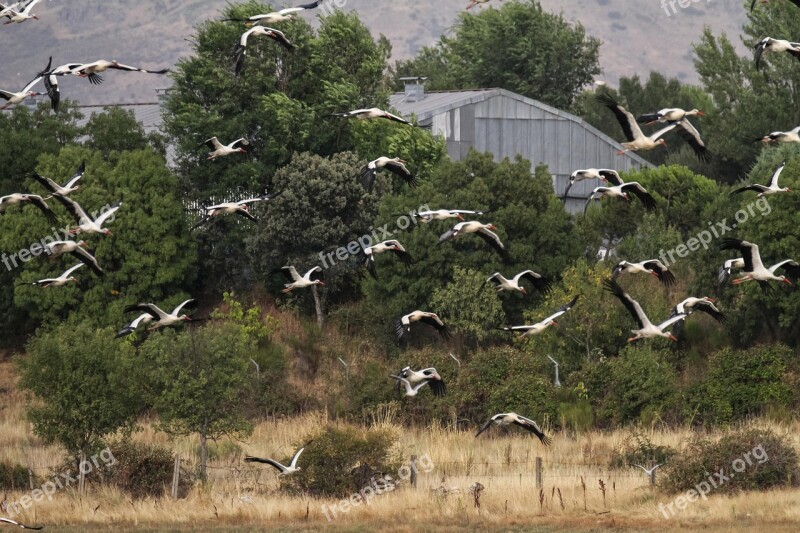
(58, 441, 194, 499)
(687, 344, 794, 426)
(280, 426, 400, 498)
(661, 428, 799, 494)
(610, 430, 677, 469)
(0, 461, 32, 490)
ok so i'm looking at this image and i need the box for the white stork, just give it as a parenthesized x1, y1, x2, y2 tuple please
(361, 240, 413, 280)
(732, 161, 791, 196)
(718, 257, 745, 285)
(69, 60, 170, 79)
(596, 91, 710, 162)
(604, 279, 685, 342)
(395, 310, 450, 341)
(0, 516, 43, 529)
(200, 137, 249, 160)
(52, 195, 121, 235)
(223, 1, 323, 25)
(563, 168, 622, 201)
(233, 26, 293, 76)
(191, 195, 274, 230)
(466, 0, 492, 9)
(0, 75, 44, 109)
(331, 107, 414, 126)
(637, 108, 705, 125)
(22, 263, 84, 288)
(395, 366, 446, 396)
(409, 209, 487, 224)
(31, 161, 85, 197)
(754, 37, 800, 70)
(754, 126, 800, 144)
(271, 266, 324, 292)
(115, 313, 154, 339)
(123, 299, 196, 330)
(480, 270, 552, 295)
(584, 182, 657, 212)
(671, 297, 726, 324)
(244, 441, 311, 476)
(359, 157, 417, 192)
(0, 193, 57, 223)
(720, 238, 799, 289)
(475, 413, 552, 445)
(43, 240, 104, 276)
(612, 259, 676, 286)
(438, 221, 507, 258)
(390, 374, 429, 397)
(498, 295, 579, 337)
(1, 0, 39, 23)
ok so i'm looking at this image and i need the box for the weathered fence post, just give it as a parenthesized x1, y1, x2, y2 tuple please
(28, 468, 34, 491)
(78, 453, 86, 495)
(535, 457, 543, 490)
(410, 455, 417, 488)
(171, 454, 181, 499)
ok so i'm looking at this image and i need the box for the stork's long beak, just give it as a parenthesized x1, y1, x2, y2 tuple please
(668, 334, 678, 342)
(697, 111, 706, 116)
(782, 278, 793, 286)
(456, 214, 465, 221)
(520, 287, 527, 295)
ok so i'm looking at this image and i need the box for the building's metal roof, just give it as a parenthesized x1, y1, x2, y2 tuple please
(75, 103, 164, 135)
(389, 88, 652, 168)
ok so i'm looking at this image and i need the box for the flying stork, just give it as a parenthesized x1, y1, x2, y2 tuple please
(612, 259, 676, 286)
(497, 295, 579, 337)
(596, 91, 710, 162)
(563, 168, 623, 202)
(360, 157, 417, 192)
(475, 413, 552, 445)
(720, 238, 799, 289)
(480, 270, 552, 295)
(271, 266, 324, 292)
(603, 279, 685, 342)
(244, 441, 311, 476)
(123, 299, 196, 330)
(732, 161, 791, 196)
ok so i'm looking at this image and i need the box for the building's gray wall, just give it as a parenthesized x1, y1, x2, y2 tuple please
(407, 92, 650, 214)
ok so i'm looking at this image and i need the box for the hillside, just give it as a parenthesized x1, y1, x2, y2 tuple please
(0, 0, 749, 107)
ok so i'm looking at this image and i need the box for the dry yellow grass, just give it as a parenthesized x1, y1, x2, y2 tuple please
(2, 360, 800, 532)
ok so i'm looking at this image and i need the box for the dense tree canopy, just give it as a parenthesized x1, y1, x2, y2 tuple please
(393, 0, 601, 110)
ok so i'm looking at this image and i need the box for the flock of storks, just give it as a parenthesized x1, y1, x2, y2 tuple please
(1, 0, 800, 526)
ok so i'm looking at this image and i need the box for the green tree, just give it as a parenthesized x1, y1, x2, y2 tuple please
(693, 1, 800, 180)
(82, 107, 166, 157)
(246, 151, 381, 327)
(429, 266, 505, 347)
(140, 322, 256, 480)
(9, 146, 197, 330)
(364, 152, 581, 341)
(17, 321, 144, 460)
(393, 0, 601, 110)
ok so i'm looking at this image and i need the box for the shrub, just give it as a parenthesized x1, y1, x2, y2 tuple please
(610, 430, 677, 469)
(0, 461, 32, 490)
(603, 346, 679, 425)
(58, 441, 194, 499)
(687, 344, 794, 426)
(661, 428, 799, 494)
(280, 426, 400, 498)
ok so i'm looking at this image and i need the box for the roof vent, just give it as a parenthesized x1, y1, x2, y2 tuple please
(399, 76, 427, 103)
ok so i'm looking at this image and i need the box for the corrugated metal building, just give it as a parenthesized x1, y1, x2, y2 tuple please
(389, 86, 653, 214)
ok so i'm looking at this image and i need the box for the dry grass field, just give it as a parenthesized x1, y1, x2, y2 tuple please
(1, 359, 800, 532)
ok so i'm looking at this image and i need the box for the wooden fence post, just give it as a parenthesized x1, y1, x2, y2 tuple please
(410, 455, 417, 488)
(28, 468, 34, 491)
(78, 453, 86, 495)
(649, 461, 657, 487)
(535, 457, 542, 490)
(171, 454, 181, 499)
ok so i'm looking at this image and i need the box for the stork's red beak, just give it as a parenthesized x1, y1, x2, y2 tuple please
(782, 278, 793, 286)
(668, 334, 678, 342)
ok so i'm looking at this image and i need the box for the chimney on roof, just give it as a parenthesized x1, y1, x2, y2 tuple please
(399, 76, 427, 103)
